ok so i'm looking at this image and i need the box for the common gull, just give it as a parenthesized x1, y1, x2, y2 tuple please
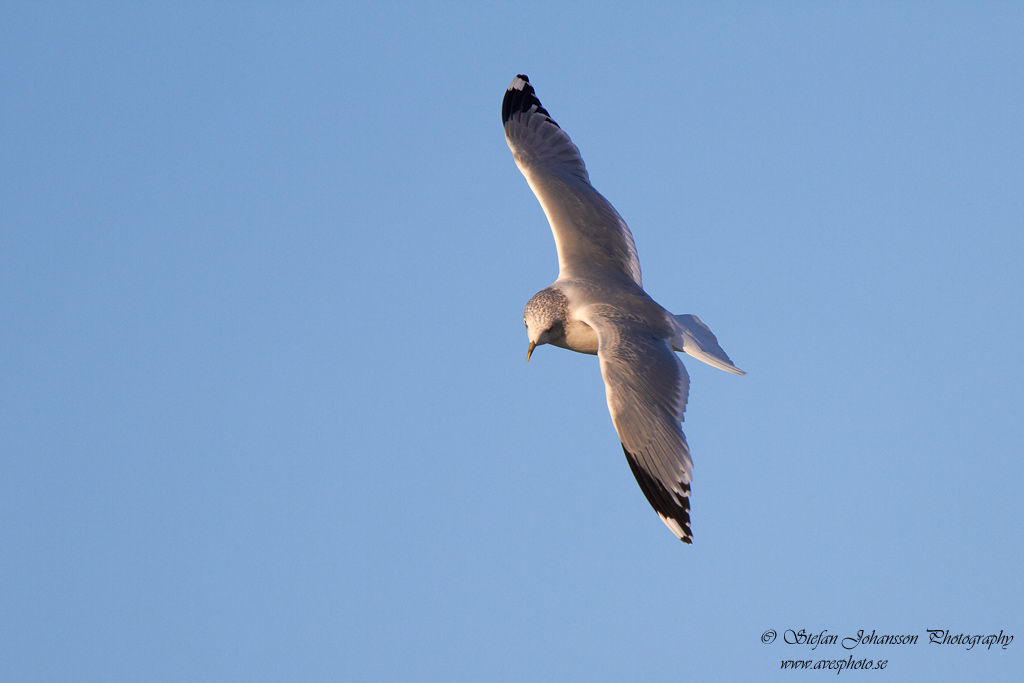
(503, 74, 744, 544)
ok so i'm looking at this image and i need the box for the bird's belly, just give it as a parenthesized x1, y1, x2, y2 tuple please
(554, 318, 599, 355)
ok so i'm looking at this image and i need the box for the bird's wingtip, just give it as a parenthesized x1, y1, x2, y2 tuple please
(509, 74, 530, 90)
(502, 74, 558, 128)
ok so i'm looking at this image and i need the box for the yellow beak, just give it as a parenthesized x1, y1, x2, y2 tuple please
(526, 341, 536, 362)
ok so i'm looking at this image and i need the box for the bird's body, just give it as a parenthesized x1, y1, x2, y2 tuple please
(503, 74, 744, 544)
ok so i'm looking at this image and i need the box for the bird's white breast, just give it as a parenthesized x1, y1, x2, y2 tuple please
(557, 316, 599, 355)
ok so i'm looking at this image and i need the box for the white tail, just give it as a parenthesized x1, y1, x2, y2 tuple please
(670, 314, 745, 375)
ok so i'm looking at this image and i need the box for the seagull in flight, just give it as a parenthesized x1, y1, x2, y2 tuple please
(502, 74, 744, 543)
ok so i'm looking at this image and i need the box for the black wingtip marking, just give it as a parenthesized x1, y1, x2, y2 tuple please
(502, 74, 560, 128)
(622, 444, 693, 543)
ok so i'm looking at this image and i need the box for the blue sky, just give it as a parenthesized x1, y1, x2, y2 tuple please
(2, 3, 1022, 681)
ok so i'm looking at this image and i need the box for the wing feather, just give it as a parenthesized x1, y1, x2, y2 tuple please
(581, 305, 695, 543)
(502, 75, 642, 286)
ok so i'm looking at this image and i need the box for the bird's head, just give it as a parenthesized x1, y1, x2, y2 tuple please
(523, 287, 568, 361)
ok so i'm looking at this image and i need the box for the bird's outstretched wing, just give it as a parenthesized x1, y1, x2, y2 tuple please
(502, 74, 642, 286)
(580, 304, 694, 543)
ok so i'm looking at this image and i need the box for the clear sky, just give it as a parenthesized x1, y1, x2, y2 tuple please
(2, 3, 1022, 682)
